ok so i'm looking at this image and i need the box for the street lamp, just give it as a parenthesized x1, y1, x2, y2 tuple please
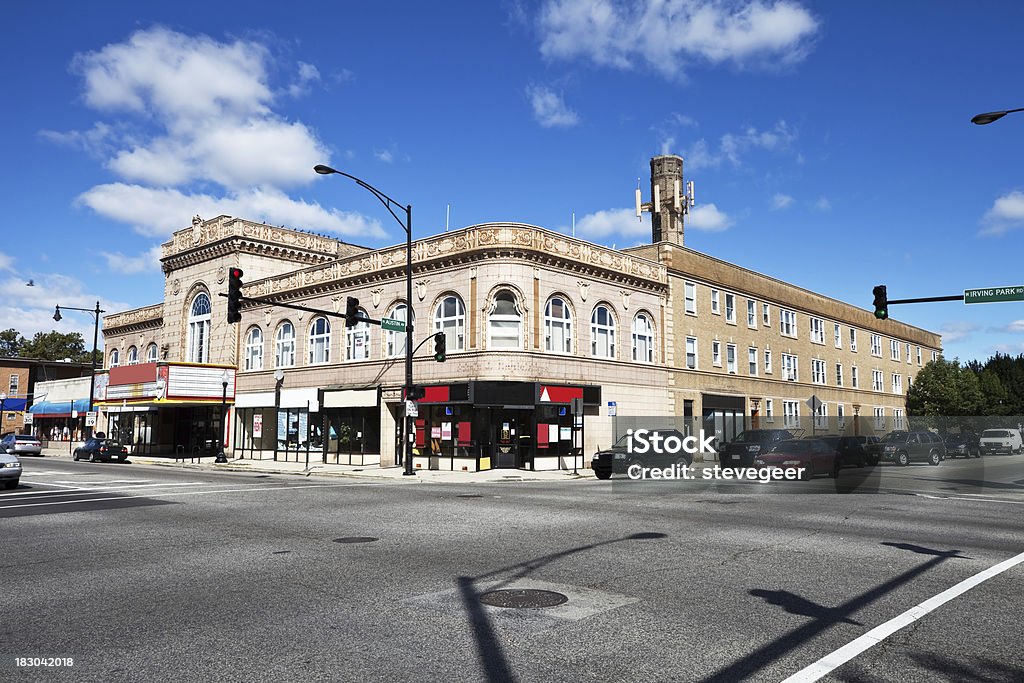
(216, 369, 230, 463)
(971, 107, 1024, 125)
(314, 164, 417, 476)
(53, 301, 105, 439)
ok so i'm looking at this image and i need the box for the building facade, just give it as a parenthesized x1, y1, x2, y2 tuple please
(1, 357, 93, 437)
(99, 156, 942, 470)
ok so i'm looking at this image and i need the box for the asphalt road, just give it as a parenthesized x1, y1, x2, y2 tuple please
(3, 455, 1023, 682)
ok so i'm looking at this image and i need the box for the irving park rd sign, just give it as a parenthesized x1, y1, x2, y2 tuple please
(964, 286, 1024, 305)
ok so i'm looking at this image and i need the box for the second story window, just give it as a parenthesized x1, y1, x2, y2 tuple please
(632, 313, 654, 363)
(126, 346, 138, 365)
(812, 358, 826, 384)
(109, 349, 120, 369)
(275, 322, 296, 368)
(850, 328, 858, 352)
(870, 334, 882, 357)
(834, 323, 842, 348)
(590, 304, 615, 359)
(186, 292, 211, 363)
(684, 282, 697, 315)
(890, 339, 900, 361)
(309, 317, 331, 365)
(780, 309, 797, 337)
(146, 343, 158, 363)
(489, 291, 522, 350)
(386, 303, 414, 358)
(810, 318, 824, 344)
(781, 353, 798, 381)
(544, 296, 573, 354)
(725, 293, 736, 324)
(435, 294, 466, 353)
(685, 337, 697, 369)
(346, 310, 370, 361)
(747, 300, 757, 328)
(245, 327, 263, 371)
(711, 289, 720, 314)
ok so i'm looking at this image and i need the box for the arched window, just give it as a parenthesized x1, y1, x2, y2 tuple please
(109, 349, 120, 369)
(488, 290, 521, 349)
(245, 327, 264, 371)
(275, 321, 296, 368)
(544, 296, 573, 354)
(632, 313, 654, 363)
(386, 303, 414, 358)
(308, 317, 331, 365)
(434, 294, 465, 352)
(591, 305, 616, 359)
(126, 346, 139, 365)
(146, 343, 158, 363)
(346, 309, 370, 360)
(186, 292, 212, 363)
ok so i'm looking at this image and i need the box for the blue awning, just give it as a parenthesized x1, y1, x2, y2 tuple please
(29, 399, 91, 415)
(1, 398, 28, 411)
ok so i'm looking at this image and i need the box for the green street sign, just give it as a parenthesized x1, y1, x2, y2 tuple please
(964, 286, 1024, 304)
(380, 317, 407, 332)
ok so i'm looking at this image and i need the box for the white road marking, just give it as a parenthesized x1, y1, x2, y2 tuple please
(782, 548, 1024, 682)
(0, 482, 381, 509)
(913, 493, 1024, 505)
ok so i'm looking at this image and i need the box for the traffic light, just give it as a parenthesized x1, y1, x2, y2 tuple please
(227, 267, 244, 323)
(873, 285, 888, 320)
(345, 296, 359, 325)
(433, 332, 446, 362)
(406, 386, 425, 401)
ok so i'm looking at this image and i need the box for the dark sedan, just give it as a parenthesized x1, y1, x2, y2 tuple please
(943, 432, 981, 459)
(817, 435, 870, 469)
(73, 439, 128, 463)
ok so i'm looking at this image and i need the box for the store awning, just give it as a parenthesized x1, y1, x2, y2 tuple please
(1, 398, 28, 411)
(29, 399, 91, 416)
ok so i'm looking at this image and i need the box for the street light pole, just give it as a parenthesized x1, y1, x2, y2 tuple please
(216, 369, 230, 463)
(971, 107, 1024, 125)
(54, 301, 104, 439)
(314, 164, 417, 476)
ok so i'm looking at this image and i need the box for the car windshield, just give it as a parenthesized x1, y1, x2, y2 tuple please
(881, 432, 909, 443)
(733, 431, 776, 443)
(15, 435, 39, 441)
(769, 440, 810, 453)
(982, 430, 1010, 438)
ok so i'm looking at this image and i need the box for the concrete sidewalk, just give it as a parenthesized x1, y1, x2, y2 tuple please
(36, 446, 595, 483)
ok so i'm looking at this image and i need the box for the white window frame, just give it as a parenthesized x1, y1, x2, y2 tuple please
(870, 334, 882, 357)
(712, 341, 722, 367)
(835, 362, 843, 387)
(764, 349, 772, 374)
(834, 323, 842, 349)
(589, 304, 615, 359)
(931, 351, 938, 362)
(109, 349, 120, 369)
(874, 407, 885, 431)
(346, 310, 370, 361)
(872, 369, 884, 392)
(435, 294, 466, 353)
(890, 339, 900, 361)
(146, 343, 158, 363)
(851, 366, 859, 389)
(684, 282, 697, 315)
(906, 343, 912, 364)
(893, 408, 905, 430)
(762, 303, 770, 327)
(126, 346, 138, 365)
(545, 296, 573, 354)
(748, 347, 758, 375)
(814, 402, 828, 430)
(711, 289, 720, 315)
(810, 317, 825, 344)
(490, 291, 523, 351)
(892, 373, 903, 395)
(811, 358, 826, 385)
(747, 300, 757, 328)
(275, 322, 296, 368)
(916, 347, 922, 365)
(685, 337, 697, 369)
(186, 292, 212, 364)
(631, 313, 654, 363)
(386, 303, 414, 358)
(780, 309, 797, 338)
(726, 343, 737, 374)
(837, 404, 845, 430)
(765, 398, 774, 423)
(783, 401, 800, 429)
(308, 317, 331, 365)
(781, 353, 798, 382)
(244, 327, 264, 371)
(9, 374, 19, 396)
(725, 293, 736, 324)
(850, 328, 858, 352)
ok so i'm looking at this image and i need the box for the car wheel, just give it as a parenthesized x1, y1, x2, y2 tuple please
(674, 456, 692, 469)
(594, 469, 612, 480)
(928, 450, 941, 466)
(3, 479, 17, 489)
(88, 452, 97, 463)
(73, 450, 80, 461)
(896, 451, 910, 467)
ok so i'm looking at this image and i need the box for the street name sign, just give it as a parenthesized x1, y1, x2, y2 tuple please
(381, 318, 406, 332)
(964, 286, 1024, 304)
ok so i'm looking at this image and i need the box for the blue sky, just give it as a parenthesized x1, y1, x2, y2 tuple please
(2, 1, 1023, 363)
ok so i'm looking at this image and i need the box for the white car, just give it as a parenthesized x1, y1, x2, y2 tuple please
(0, 451, 22, 489)
(979, 429, 1023, 455)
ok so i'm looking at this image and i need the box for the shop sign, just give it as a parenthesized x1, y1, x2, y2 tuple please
(253, 414, 263, 438)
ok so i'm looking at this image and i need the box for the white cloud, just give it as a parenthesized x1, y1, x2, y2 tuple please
(771, 193, 794, 209)
(538, 0, 819, 80)
(980, 190, 1024, 236)
(687, 203, 734, 231)
(940, 321, 980, 343)
(0, 252, 13, 272)
(526, 84, 580, 128)
(574, 208, 650, 238)
(99, 245, 164, 275)
(686, 120, 797, 170)
(815, 196, 831, 211)
(46, 27, 384, 242)
(0, 272, 130, 346)
(998, 320, 1024, 334)
(77, 183, 386, 239)
(374, 149, 394, 163)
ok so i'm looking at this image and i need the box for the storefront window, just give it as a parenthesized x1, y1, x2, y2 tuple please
(275, 321, 296, 368)
(488, 290, 521, 349)
(591, 304, 615, 359)
(309, 317, 331, 364)
(545, 297, 573, 354)
(434, 294, 465, 352)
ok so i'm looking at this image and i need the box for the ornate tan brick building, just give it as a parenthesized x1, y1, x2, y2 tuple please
(98, 156, 941, 470)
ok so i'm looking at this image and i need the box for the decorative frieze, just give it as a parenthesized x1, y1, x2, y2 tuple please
(103, 304, 163, 332)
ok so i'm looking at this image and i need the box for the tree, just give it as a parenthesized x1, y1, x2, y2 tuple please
(19, 331, 91, 363)
(0, 328, 24, 357)
(906, 358, 983, 431)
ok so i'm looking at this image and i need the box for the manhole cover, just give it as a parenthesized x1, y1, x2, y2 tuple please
(333, 536, 380, 544)
(477, 589, 568, 609)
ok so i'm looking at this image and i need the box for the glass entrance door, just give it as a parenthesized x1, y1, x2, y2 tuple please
(490, 409, 521, 468)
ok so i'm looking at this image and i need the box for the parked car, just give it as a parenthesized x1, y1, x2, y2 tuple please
(719, 429, 795, 468)
(943, 432, 981, 459)
(979, 429, 1023, 455)
(72, 439, 129, 463)
(0, 433, 42, 456)
(753, 438, 837, 480)
(591, 429, 690, 480)
(0, 450, 22, 489)
(817, 435, 870, 470)
(874, 430, 944, 466)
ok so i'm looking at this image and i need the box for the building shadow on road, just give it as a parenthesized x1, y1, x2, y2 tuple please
(458, 531, 668, 683)
(701, 542, 968, 683)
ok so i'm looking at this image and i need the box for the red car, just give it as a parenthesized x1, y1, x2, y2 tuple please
(752, 438, 838, 480)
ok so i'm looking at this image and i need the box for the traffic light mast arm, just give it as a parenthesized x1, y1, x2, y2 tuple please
(217, 292, 413, 330)
(888, 295, 965, 304)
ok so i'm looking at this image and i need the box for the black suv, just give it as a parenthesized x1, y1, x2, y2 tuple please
(591, 429, 690, 480)
(872, 430, 945, 466)
(719, 429, 795, 467)
(817, 435, 871, 469)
